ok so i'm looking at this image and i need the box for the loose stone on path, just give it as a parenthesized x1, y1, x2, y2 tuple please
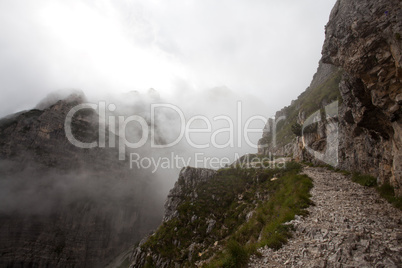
(249, 167, 402, 268)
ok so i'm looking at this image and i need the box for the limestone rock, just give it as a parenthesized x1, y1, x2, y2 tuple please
(322, 0, 402, 194)
(249, 167, 402, 267)
(259, 0, 402, 195)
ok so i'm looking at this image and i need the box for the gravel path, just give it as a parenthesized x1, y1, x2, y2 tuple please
(249, 167, 402, 267)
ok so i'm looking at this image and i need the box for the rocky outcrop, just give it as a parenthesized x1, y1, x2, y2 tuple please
(259, 0, 402, 195)
(0, 94, 162, 267)
(163, 167, 217, 223)
(129, 167, 217, 268)
(250, 167, 402, 267)
(321, 0, 402, 194)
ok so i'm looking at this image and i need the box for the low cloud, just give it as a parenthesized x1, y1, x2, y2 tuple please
(0, 0, 336, 118)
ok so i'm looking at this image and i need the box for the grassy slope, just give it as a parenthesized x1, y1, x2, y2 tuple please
(140, 162, 313, 267)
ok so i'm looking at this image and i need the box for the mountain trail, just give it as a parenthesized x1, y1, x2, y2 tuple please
(249, 167, 402, 267)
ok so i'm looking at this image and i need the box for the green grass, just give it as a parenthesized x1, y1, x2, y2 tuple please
(205, 165, 313, 267)
(352, 173, 402, 210)
(377, 183, 402, 210)
(143, 256, 156, 268)
(209, 240, 249, 268)
(306, 162, 401, 211)
(332, 170, 401, 210)
(351, 173, 377, 187)
(140, 162, 313, 267)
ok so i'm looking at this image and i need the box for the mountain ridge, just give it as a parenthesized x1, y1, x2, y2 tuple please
(0, 94, 162, 267)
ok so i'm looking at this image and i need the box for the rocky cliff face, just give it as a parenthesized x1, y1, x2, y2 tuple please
(322, 0, 401, 194)
(128, 162, 313, 268)
(259, 0, 402, 195)
(0, 94, 162, 267)
(163, 167, 218, 223)
(129, 167, 217, 268)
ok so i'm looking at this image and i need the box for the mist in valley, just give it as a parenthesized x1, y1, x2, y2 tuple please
(0, 0, 338, 265)
(0, 85, 269, 214)
(0, 85, 271, 266)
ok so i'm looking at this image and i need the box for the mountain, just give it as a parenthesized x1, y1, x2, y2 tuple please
(129, 163, 312, 267)
(259, 0, 401, 196)
(127, 0, 401, 267)
(0, 94, 163, 267)
(2, 0, 401, 267)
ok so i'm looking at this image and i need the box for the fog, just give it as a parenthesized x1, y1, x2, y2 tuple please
(0, 86, 267, 216)
(0, 0, 338, 261)
(0, 86, 268, 222)
(98, 86, 271, 162)
(0, 0, 337, 117)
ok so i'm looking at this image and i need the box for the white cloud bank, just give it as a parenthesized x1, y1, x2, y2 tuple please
(0, 0, 336, 118)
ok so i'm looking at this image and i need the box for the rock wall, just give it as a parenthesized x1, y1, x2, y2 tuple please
(259, 0, 402, 195)
(322, 0, 401, 194)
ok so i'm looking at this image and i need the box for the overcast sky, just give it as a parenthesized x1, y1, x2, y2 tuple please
(0, 0, 337, 118)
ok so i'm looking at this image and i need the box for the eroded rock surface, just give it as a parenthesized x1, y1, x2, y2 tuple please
(163, 167, 217, 223)
(322, 0, 402, 195)
(259, 0, 402, 195)
(129, 167, 217, 268)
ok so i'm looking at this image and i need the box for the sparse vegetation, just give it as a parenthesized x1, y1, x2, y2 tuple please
(218, 239, 249, 268)
(206, 167, 312, 267)
(377, 183, 402, 210)
(318, 166, 401, 210)
(143, 256, 156, 268)
(141, 162, 313, 267)
(291, 123, 302, 136)
(351, 173, 377, 187)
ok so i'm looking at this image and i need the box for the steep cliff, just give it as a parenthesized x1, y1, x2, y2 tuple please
(0, 94, 162, 267)
(129, 163, 312, 267)
(322, 0, 401, 194)
(130, 167, 218, 267)
(259, 0, 402, 195)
